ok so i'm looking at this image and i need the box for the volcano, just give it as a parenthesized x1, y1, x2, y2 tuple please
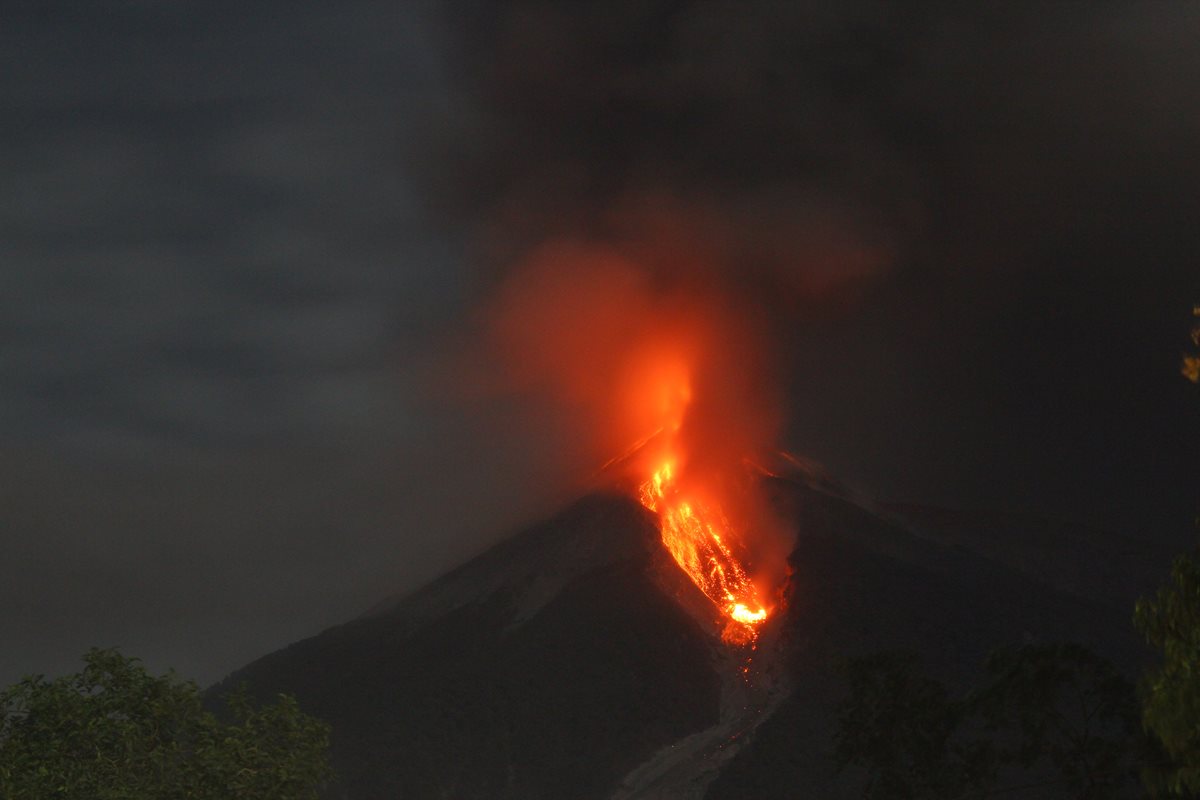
(213, 459, 1159, 799)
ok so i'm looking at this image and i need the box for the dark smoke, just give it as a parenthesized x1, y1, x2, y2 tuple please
(431, 0, 1199, 538)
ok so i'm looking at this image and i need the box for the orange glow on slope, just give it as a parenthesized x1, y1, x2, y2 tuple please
(638, 458, 771, 645)
(481, 242, 785, 646)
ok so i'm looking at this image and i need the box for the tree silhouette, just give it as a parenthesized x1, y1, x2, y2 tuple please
(834, 645, 1141, 799)
(0, 648, 331, 799)
(1137, 553, 1200, 796)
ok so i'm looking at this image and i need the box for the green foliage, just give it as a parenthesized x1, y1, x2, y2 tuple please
(833, 652, 996, 799)
(834, 645, 1140, 799)
(1136, 551, 1200, 795)
(0, 648, 330, 799)
(977, 644, 1141, 797)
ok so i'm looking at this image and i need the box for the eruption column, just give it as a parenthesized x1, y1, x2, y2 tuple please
(483, 244, 779, 645)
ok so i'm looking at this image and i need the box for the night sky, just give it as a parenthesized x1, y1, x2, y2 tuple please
(4, 1, 1198, 687)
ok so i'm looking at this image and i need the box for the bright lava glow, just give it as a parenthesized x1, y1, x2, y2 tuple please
(638, 460, 770, 645)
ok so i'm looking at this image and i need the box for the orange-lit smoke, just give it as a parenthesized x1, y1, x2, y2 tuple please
(486, 239, 790, 643)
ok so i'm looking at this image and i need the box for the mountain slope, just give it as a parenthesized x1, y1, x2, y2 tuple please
(216, 494, 724, 799)
(706, 478, 1140, 799)
(214, 473, 1147, 799)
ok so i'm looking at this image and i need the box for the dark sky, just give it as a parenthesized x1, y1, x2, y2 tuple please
(3, 0, 1198, 687)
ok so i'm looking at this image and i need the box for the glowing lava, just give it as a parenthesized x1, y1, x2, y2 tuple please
(637, 460, 770, 645)
(482, 247, 781, 645)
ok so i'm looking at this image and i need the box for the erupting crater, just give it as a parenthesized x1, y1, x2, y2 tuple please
(636, 458, 771, 645)
(485, 249, 786, 646)
(613, 344, 780, 647)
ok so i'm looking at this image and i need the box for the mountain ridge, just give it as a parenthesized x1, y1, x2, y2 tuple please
(213, 466, 1147, 799)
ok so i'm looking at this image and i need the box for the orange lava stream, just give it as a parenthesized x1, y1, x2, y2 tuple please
(638, 461, 769, 645)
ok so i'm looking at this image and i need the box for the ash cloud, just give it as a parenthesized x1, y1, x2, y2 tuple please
(430, 0, 923, 302)
(429, 0, 1200, 532)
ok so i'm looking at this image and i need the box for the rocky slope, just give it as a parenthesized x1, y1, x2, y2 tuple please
(213, 468, 1151, 799)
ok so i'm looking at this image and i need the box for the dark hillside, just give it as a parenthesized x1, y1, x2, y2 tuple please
(216, 477, 1147, 799)
(707, 479, 1138, 799)
(214, 494, 722, 799)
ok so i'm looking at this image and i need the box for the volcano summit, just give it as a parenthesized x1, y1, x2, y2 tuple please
(214, 458, 1147, 799)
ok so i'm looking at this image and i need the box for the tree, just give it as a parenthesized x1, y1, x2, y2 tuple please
(0, 648, 331, 799)
(834, 645, 1141, 799)
(1133, 305, 1200, 795)
(976, 644, 1141, 798)
(1136, 552, 1200, 796)
(833, 652, 996, 799)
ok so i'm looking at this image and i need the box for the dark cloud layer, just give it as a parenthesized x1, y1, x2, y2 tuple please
(432, 0, 1200, 530)
(2, 0, 1198, 685)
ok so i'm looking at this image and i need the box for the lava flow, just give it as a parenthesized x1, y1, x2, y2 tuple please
(637, 459, 770, 645)
(482, 243, 783, 646)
